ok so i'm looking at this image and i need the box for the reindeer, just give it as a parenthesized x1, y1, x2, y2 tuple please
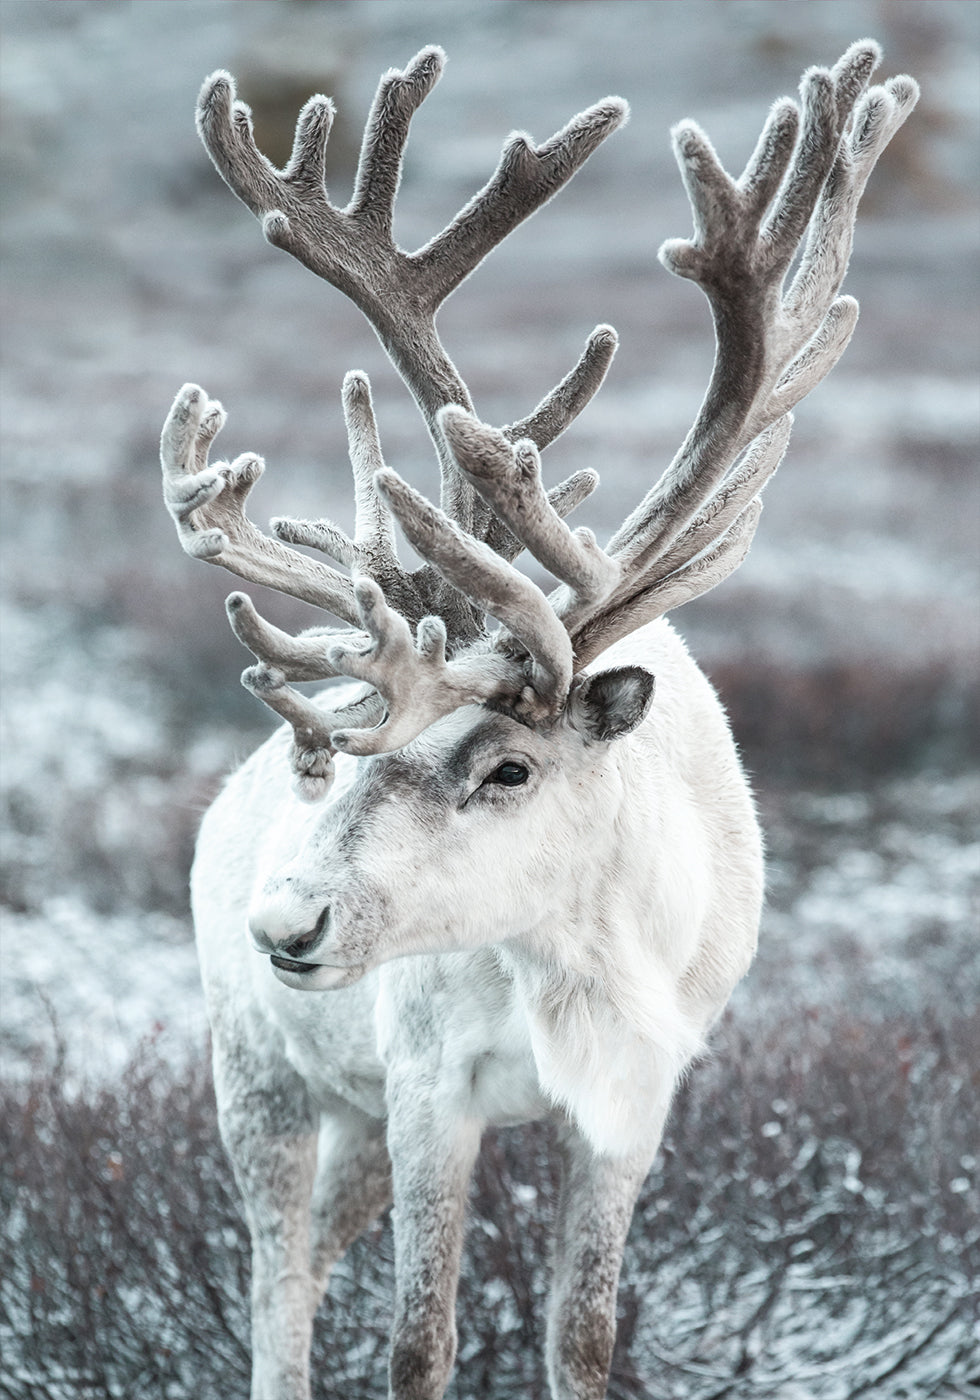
(159, 41, 916, 1400)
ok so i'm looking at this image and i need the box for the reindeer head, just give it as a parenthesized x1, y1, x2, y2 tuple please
(161, 46, 917, 986)
(244, 661, 660, 989)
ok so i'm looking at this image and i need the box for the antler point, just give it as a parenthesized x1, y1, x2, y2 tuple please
(197, 70, 234, 112)
(352, 575, 384, 608)
(657, 237, 700, 279)
(595, 96, 630, 130)
(372, 465, 400, 492)
(887, 75, 920, 108)
(391, 44, 446, 98)
(412, 44, 447, 77)
(263, 211, 291, 245)
(242, 663, 285, 695)
(436, 403, 474, 431)
(670, 118, 703, 147)
(844, 38, 883, 66)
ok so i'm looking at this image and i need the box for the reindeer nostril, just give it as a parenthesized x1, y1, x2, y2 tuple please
(282, 906, 329, 961)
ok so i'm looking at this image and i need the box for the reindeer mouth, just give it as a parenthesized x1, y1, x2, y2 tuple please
(270, 954, 319, 974)
(267, 953, 368, 991)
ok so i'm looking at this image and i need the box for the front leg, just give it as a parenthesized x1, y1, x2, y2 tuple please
(211, 1029, 319, 1400)
(546, 1119, 664, 1400)
(385, 1062, 483, 1400)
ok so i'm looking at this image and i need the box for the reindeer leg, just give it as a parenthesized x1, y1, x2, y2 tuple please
(308, 1102, 392, 1296)
(212, 1029, 319, 1400)
(384, 1067, 483, 1400)
(545, 1120, 665, 1400)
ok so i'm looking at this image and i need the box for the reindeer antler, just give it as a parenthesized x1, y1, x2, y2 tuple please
(162, 43, 917, 798)
(195, 46, 626, 537)
(569, 43, 919, 664)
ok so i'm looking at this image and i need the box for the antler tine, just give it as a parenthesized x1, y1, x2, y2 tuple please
(410, 98, 630, 310)
(763, 62, 919, 411)
(160, 384, 359, 622)
(373, 469, 574, 710)
(347, 47, 445, 229)
(325, 580, 518, 757)
(242, 660, 385, 802)
(568, 417, 792, 667)
(572, 502, 765, 671)
(505, 325, 620, 453)
(270, 373, 411, 612)
(649, 414, 793, 582)
(480, 324, 617, 559)
(195, 53, 628, 542)
(271, 371, 483, 644)
(225, 591, 354, 682)
(781, 72, 921, 337)
(561, 43, 917, 665)
(484, 468, 600, 564)
(226, 591, 385, 800)
(439, 409, 621, 629)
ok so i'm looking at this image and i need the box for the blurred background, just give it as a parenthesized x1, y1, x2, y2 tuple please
(1, 2, 977, 1395)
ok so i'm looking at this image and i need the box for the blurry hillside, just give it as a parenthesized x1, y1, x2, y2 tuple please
(1, 0, 978, 1067)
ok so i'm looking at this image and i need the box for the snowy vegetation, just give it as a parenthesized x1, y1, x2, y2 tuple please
(3, 997, 976, 1398)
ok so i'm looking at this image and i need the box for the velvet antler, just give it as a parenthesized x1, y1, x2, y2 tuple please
(162, 43, 917, 796)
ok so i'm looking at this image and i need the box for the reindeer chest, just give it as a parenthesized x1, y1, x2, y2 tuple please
(376, 952, 551, 1129)
(264, 974, 390, 1120)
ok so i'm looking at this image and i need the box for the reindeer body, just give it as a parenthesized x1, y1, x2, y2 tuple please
(196, 619, 760, 1139)
(193, 620, 760, 1396)
(160, 40, 915, 1400)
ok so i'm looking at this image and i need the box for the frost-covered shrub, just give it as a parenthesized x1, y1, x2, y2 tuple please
(1, 1039, 253, 1400)
(2, 1008, 976, 1400)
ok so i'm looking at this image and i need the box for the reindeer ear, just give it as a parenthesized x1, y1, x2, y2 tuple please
(566, 666, 655, 742)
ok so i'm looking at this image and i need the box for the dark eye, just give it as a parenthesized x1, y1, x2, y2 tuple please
(487, 762, 529, 787)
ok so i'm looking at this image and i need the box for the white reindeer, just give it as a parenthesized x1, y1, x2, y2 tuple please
(160, 42, 916, 1400)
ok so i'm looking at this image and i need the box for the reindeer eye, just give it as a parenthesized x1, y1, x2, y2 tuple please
(487, 762, 529, 787)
